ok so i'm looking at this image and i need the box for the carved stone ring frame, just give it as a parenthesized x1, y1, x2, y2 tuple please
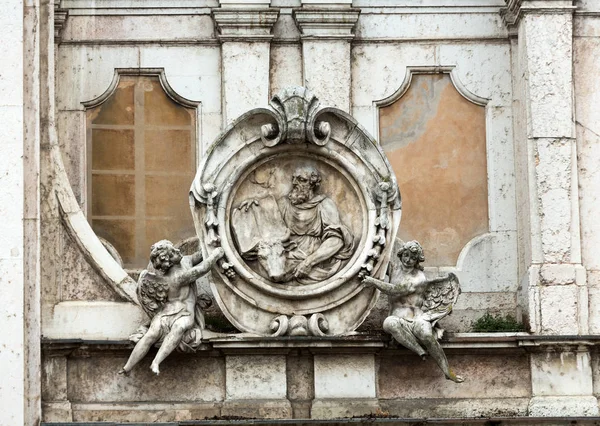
(191, 87, 401, 336)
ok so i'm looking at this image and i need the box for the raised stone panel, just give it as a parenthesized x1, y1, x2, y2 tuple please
(313, 354, 376, 399)
(378, 353, 531, 399)
(522, 13, 574, 139)
(302, 41, 351, 112)
(44, 302, 145, 340)
(355, 13, 508, 40)
(270, 44, 303, 98)
(139, 45, 222, 113)
(539, 285, 579, 335)
(351, 44, 436, 109)
(437, 43, 512, 107)
(486, 106, 517, 233)
(225, 355, 287, 399)
(61, 15, 215, 42)
(531, 351, 594, 397)
(68, 355, 225, 402)
(56, 45, 140, 111)
(221, 42, 271, 123)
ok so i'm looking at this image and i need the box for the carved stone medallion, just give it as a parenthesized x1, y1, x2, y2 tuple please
(190, 87, 401, 336)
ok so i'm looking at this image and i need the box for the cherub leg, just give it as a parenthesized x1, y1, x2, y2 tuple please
(120, 320, 162, 375)
(383, 316, 426, 357)
(413, 319, 464, 383)
(150, 316, 193, 375)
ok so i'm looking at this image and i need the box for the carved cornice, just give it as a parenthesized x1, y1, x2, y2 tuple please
(501, 0, 576, 27)
(212, 8, 279, 42)
(54, 0, 68, 43)
(293, 8, 360, 41)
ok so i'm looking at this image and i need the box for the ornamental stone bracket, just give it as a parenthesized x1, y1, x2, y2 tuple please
(293, 7, 360, 40)
(54, 0, 69, 43)
(190, 87, 401, 336)
(212, 7, 279, 42)
(500, 0, 576, 28)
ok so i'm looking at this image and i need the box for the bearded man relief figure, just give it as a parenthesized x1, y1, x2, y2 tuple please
(232, 165, 355, 285)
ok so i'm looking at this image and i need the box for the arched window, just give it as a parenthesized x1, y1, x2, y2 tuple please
(86, 74, 197, 268)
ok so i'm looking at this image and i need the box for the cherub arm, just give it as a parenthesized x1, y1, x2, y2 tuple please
(362, 276, 413, 296)
(189, 251, 203, 266)
(179, 248, 224, 285)
(426, 272, 458, 286)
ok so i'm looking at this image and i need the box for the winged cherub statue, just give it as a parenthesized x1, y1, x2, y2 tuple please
(362, 240, 464, 383)
(119, 240, 224, 375)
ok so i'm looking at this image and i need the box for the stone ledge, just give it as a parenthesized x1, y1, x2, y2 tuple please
(41, 333, 600, 357)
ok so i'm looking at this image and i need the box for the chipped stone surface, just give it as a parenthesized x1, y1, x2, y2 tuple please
(380, 397, 529, 418)
(226, 355, 287, 399)
(68, 355, 225, 402)
(378, 353, 530, 399)
(531, 351, 594, 397)
(528, 396, 599, 417)
(221, 42, 271, 123)
(522, 13, 574, 138)
(302, 41, 351, 111)
(314, 354, 376, 398)
(539, 285, 579, 335)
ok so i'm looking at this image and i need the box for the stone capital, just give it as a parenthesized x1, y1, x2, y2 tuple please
(293, 8, 360, 40)
(212, 8, 279, 42)
(54, 1, 68, 43)
(501, 0, 576, 27)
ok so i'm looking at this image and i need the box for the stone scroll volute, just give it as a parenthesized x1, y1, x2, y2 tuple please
(190, 87, 401, 336)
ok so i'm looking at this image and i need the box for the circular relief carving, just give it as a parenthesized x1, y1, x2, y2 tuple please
(227, 155, 366, 295)
(190, 87, 401, 336)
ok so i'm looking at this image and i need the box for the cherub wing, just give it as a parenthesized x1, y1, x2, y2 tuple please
(421, 272, 461, 326)
(136, 270, 169, 319)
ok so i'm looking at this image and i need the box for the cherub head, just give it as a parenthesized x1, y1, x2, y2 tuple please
(397, 240, 425, 271)
(149, 240, 183, 273)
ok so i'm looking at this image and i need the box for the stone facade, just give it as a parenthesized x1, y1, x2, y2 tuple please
(2, 0, 600, 424)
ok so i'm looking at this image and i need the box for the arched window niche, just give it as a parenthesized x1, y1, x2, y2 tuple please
(83, 69, 200, 269)
(376, 67, 489, 267)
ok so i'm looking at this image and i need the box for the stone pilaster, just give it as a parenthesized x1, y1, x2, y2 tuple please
(503, 0, 587, 335)
(213, 5, 279, 124)
(503, 0, 598, 416)
(293, 6, 359, 113)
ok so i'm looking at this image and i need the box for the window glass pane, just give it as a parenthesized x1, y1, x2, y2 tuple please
(88, 76, 197, 268)
(89, 80, 135, 125)
(145, 129, 194, 172)
(91, 174, 136, 216)
(91, 129, 135, 170)
(92, 219, 136, 265)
